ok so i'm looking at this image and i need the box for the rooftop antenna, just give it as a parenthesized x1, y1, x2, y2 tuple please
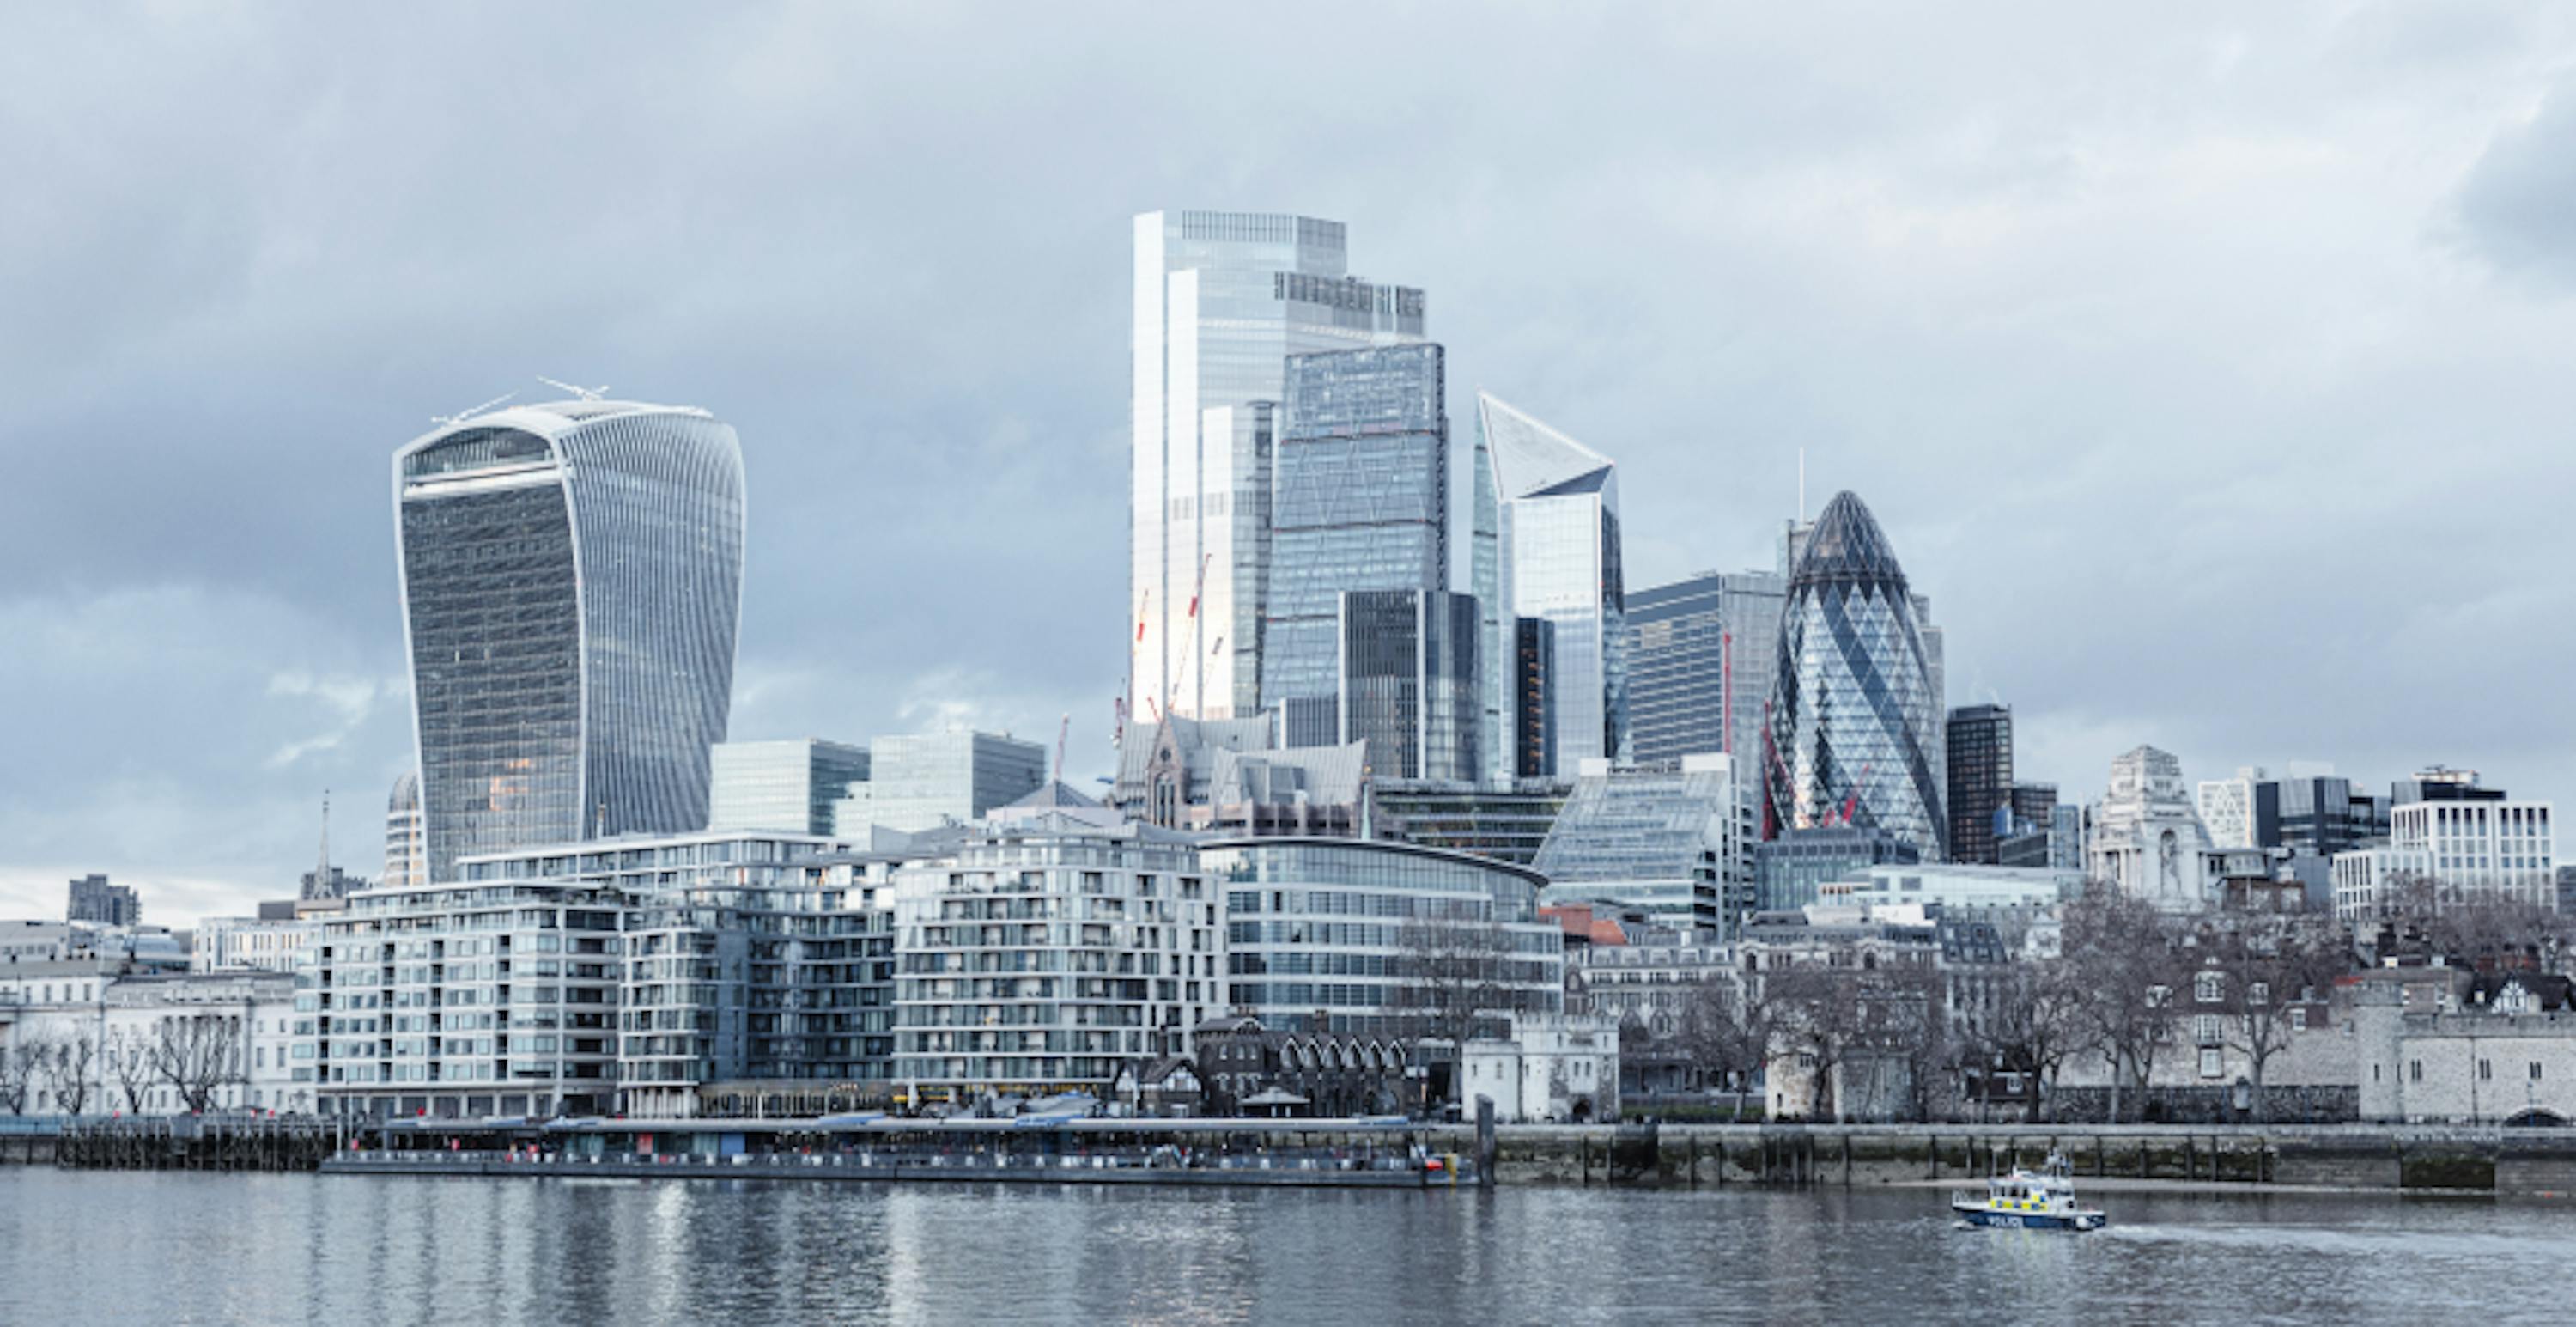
(538, 377, 610, 401)
(315, 788, 331, 898)
(430, 390, 517, 426)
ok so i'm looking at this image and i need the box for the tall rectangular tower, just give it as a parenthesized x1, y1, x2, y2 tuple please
(1627, 570, 1784, 789)
(1473, 393, 1627, 780)
(1944, 703, 2014, 864)
(1130, 210, 1425, 727)
(1338, 588, 1480, 782)
(1265, 344, 1449, 741)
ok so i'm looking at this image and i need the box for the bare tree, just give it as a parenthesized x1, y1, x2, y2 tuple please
(1395, 917, 1521, 1048)
(1972, 959, 2085, 1122)
(38, 1032, 98, 1117)
(148, 1014, 245, 1114)
(2212, 921, 2345, 1122)
(0, 1044, 33, 1115)
(108, 1032, 155, 1113)
(1673, 973, 1778, 1120)
(2063, 888, 2184, 1123)
(1769, 964, 1866, 1121)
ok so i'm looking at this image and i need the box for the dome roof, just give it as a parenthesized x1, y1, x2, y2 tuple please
(1791, 490, 1908, 593)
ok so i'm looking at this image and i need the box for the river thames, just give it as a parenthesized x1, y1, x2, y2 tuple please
(3, 1169, 2567, 1324)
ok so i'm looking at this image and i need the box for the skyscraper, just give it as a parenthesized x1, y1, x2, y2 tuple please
(1473, 393, 1627, 780)
(1338, 588, 1479, 782)
(1627, 570, 1785, 800)
(1130, 210, 1425, 727)
(394, 396, 746, 882)
(1265, 344, 1450, 742)
(1945, 703, 2014, 864)
(1765, 491, 1947, 859)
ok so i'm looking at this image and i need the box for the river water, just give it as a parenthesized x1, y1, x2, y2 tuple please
(3, 1169, 2567, 1324)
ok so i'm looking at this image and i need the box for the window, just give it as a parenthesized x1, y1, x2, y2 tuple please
(2195, 973, 2222, 1004)
(2409, 1060, 2422, 1083)
(2532, 1062, 2545, 1082)
(2479, 1059, 2494, 1081)
(2288, 1007, 2308, 1032)
(2198, 1049, 2222, 1077)
(2193, 1015, 2223, 1046)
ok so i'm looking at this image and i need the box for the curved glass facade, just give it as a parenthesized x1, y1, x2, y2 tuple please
(396, 402, 745, 881)
(1765, 490, 1947, 860)
(1203, 838, 1561, 1036)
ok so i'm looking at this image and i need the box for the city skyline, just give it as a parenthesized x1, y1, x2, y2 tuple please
(9, 6, 2576, 924)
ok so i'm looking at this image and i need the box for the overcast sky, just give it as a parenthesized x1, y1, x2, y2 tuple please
(5, 3, 2574, 927)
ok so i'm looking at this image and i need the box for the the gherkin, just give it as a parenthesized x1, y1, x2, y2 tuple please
(1765, 491, 1947, 859)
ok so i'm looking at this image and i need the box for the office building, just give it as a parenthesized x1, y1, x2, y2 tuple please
(709, 739, 872, 835)
(1625, 571, 1784, 805)
(1532, 755, 1748, 933)
(1207, 837, 1563, 1038)
(2197, 766, 2263, 850)
(1339, 588, 1479, 782)
(2253, 773, 2390, 859)
(190, 916, 319, 975)
(1753, 827, 1921, 915)
(1511, 617, 1557, 778)
(1373, 780, 1573, 867)
(393, 395, 746, 881)
(1472, 393, 1627, 779)
(65, 874, 139, 927)
(1765, 491, 1947, 858)
(2332, 794, 2555, 922)
(1265, 344, 1451, 744)
(1131, 210, 1425, 726)
(890, 815, 1221, 1103)
(832, 731, 1048, 836)
(1945, 704, 2014, 865)
(2087, 746, 2216, 911)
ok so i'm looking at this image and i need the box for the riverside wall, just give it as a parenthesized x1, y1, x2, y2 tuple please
(1425, 1123, 2576, 1196)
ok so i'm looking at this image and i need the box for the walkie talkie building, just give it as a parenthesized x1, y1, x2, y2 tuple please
(1765, 490, 1947, 860)
(393, 397, 745, 882)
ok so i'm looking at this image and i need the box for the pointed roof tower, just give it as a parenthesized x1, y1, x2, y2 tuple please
(1478, 393, 1613, 498)
(1789, 490, 1909, 593)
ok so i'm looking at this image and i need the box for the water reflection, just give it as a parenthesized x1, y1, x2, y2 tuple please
(1, 1170, 2569, 1325)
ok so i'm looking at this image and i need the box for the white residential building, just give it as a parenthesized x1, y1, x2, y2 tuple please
(890, 813, 1223, 1105)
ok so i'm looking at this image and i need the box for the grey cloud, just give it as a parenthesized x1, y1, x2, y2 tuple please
(2455, 85, 2576, 284)
(6, 3, 2576, 923)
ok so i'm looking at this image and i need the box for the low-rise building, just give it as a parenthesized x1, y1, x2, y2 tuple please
(1, 968, 301, 1117)
(1461, 1014, 1620, 1123)
(1207, 837, 1563, 1039)
(2354, 971, 2576, 1125)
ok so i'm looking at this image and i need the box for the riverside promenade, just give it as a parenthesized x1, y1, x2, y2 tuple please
(1426, 1121, 2576, 1195)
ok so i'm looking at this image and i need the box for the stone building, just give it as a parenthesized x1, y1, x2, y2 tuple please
(1461, 1014, 1620, 1123)
(2087, 746, 2216, 912)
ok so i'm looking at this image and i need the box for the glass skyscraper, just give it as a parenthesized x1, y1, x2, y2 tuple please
(1765, 490, 1947, 860)
(1473, 393, 1627, 780)
(394, 397, 745, 882)
(1131, 210, 1425, 726)
(1265, 344, 1449, 742)
(1944, 703, 2014, 864)
(1338, 588, 1479, 782)
(1626, 569, 1784, 802)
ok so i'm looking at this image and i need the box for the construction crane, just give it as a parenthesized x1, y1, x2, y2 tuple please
(1054, 713, 1070, 784)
